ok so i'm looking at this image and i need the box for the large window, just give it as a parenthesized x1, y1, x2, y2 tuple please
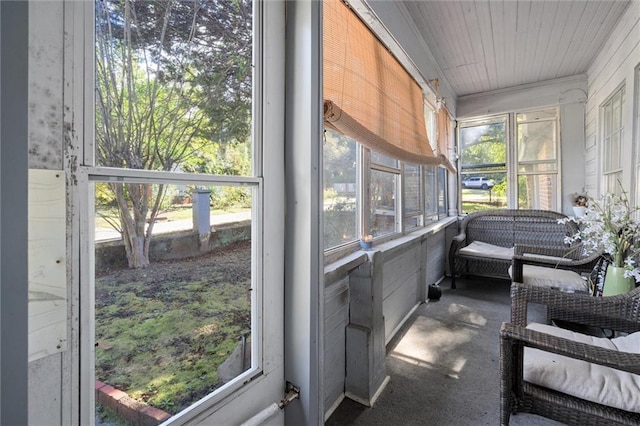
(602, 85, 625, 194)
(322, 132, 448, 254)
(85, 1, 285, 424)
(458, 108, 559, 213)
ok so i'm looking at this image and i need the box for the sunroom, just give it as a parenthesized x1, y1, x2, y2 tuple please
(1, 0, 639, 425)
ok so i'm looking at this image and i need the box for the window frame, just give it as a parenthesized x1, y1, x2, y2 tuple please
(634, 65, 640, 212)
(403, 162, 424, 231)
(515, 108, 560, 210)
(600, 84, 626, 195)
(458, 115, 509, 213)
(368, 149, 402, 241)
(75, 1, 287, 423)
(323, 138, 446, 258)
(457, 108, 561, 213)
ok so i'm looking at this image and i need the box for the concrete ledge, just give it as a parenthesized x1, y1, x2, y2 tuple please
(96, 380, 171, 425)
(96, 220, 251, 273)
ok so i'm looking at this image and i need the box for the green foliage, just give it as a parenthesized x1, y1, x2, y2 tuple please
(492, 179, 507, 198)
(96, 403, 137, 426)
(323, 204, 357, 248)
(181, 141, 252, 209)
(323, 129, 357, 188)
(460, 123, 506, 168)
(94, 0, 254, 267)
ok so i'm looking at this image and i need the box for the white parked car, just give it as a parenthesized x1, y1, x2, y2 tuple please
(462, 176, 495, 190)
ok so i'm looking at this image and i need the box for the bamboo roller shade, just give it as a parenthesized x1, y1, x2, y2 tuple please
(323, 0, 442, 165)
(437, 107, 457, 172)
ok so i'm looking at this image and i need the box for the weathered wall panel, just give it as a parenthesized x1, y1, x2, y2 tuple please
(27, 2, 66, 425)
(323, 276, 349, 416)
(381, 243, 420, 299)
(426, 231, 445, 286)
(383, 269, 420, 343)
(381, 244, 421, 342)
(28, 169, 66, 362)
(28, 1, 64, 170)
(28, 355, 62, 426)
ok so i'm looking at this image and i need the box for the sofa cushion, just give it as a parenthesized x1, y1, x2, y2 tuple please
(524, 322, 640, 413)
(458, 241, 513, 261)
(521, 253, 575, 264)
(508, 264, 589, 292)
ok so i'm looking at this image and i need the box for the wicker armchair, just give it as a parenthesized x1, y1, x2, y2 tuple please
(510, 242, 601, 286)
(500, 283, 640, 425)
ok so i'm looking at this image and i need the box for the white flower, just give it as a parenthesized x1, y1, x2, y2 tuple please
(564, 190, 640, 281)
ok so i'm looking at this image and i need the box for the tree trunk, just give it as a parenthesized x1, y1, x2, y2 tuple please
(113, 183, 151, 268)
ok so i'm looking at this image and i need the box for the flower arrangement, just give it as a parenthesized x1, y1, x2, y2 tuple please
(562, 190, 640, 281)
(573, 194, 588, 207)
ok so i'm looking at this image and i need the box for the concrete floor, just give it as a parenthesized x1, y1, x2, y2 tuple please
(326, 277, 565, 426)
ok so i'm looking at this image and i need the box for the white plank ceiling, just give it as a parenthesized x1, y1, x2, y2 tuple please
(400, 0, 632, 97)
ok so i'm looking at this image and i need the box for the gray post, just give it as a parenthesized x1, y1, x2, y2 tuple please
(192, 189, 211, 250)
(345, 252, 389, 406)
(1, 1, 30, 423)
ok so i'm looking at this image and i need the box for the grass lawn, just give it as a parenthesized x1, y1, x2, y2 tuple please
(95, 240, 251, 418)
(461, 188, 507, 213)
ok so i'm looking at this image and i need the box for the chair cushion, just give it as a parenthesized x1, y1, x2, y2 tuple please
(508, 264, 589, 292)
(458, 241, 513, 260)
(524, 323, 640, 413)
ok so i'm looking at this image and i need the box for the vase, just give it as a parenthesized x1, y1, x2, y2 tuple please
(602, 265, 636, 296)
(572, 206, 587, 217)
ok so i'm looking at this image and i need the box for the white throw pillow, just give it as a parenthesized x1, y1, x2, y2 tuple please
(524, 322, 640, 413)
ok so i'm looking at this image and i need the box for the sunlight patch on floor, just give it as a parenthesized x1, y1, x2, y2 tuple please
(388, 310, 487, 377)
(447, 303, 488, 327)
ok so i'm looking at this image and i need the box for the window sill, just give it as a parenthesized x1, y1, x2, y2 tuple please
(323, 216, 457, 272)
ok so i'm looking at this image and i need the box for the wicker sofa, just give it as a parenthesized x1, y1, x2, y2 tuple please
(448, 209, 582, 289)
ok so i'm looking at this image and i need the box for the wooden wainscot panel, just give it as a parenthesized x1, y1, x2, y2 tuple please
(28, 169, 67, 362)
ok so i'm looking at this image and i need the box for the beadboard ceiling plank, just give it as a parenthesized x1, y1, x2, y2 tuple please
(547, 1, 588, 80)
(447, 0, 481, 94)
(460, 1, 493, 94)
(488, 0, 507, 90)
(559, 1, 602, 76)
(472, 0, 499, 94)
(521, 1, 545, 85)
(377, 0, 631, 98)
(501, 0, 519, 88)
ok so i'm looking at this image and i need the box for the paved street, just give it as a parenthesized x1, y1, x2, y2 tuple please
(95, 211, 252, 242)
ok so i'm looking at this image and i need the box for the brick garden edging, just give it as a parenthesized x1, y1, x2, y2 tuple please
(95, 380, 171, 426)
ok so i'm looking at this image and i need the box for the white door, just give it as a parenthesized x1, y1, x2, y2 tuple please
(74, 1, 286, 424)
